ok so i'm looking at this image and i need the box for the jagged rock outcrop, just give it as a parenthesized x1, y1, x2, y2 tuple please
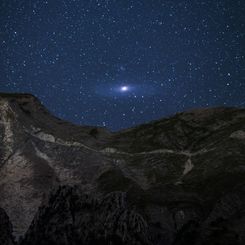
(20, 186, 150, 245)
(0, 93, 245, 244)
(0, 207, 15, 245)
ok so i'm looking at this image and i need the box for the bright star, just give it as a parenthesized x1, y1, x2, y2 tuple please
(120, 86, 129, 92)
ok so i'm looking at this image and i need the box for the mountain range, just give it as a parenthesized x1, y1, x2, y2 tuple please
(0, 93, 245, 245)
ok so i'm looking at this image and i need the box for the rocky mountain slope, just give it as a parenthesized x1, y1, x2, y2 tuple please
(0, 93, 245, 244)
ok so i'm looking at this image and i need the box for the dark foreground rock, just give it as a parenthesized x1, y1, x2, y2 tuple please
(20, 186, 150, 245)
(16, 185, 245, 245)
(0, 208, 15, 245)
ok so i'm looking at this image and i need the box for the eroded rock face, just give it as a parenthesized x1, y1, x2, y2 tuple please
(20, 186, 150, 245)
(0, 93, 111, 237)
(0, 93, 245, 244)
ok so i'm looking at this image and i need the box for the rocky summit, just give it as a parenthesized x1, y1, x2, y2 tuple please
(0, 93, 245, 245)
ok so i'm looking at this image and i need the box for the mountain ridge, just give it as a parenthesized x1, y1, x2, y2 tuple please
(1, 92, 243, 133)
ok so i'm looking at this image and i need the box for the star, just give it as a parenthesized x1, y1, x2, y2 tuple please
(120, 86, 129, 92)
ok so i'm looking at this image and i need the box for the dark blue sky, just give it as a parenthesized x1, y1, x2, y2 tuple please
(0, 0, 245, 131)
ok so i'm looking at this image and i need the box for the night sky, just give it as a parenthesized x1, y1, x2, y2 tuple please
(0, 1, 245, 131)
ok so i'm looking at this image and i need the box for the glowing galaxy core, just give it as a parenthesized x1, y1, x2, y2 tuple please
(120, 86, 129, 92)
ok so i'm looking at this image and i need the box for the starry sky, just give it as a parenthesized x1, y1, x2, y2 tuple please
(0, 0, 245, 131)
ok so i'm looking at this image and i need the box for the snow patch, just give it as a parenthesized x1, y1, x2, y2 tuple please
(35, 132, 56, 143)
(28, 129, 96, 151)
(101, 147, 118, 153)
(34, 146, 52, 163)
(138, 149, 175, 154)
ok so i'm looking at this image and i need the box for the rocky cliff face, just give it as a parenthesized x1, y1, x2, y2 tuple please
(0, 93, 245, 244)
(20, 186, 150, 245)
